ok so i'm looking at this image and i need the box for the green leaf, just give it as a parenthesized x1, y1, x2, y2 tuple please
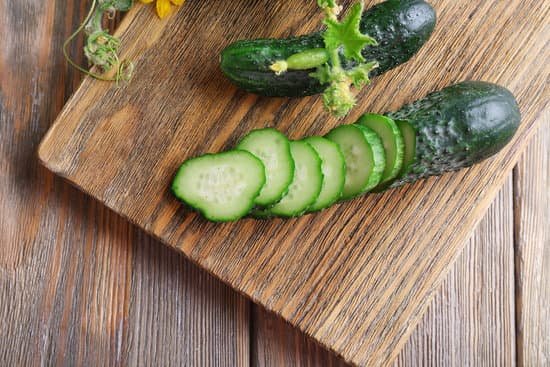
(323, 1, 377, 63)
(306, 0, 380, 117)
(309, 64, 332, 84)
(347, 61, 379, 88)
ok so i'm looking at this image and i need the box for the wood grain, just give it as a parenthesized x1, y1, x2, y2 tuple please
(396, 178, 516, 366)
(250, 179, 516, 367)
(514, 124, 550, 367)
(36, 0, 548, 365)
(0, 1, 249, 366)
(252, 305, 349, 366)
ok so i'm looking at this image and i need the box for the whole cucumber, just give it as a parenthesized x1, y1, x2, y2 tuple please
(387, 81, 521, 188)
(220, 0, 436, 97)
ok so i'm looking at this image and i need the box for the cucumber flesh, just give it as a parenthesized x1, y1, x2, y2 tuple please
(354, 125, 387, 192)
(171, 151, 265, 222)
(357, 113, 404, 184)
(326, 125, 385, 200)
(237, 128, 295, 206)
(304, 136, 346, 211)
(395, 119, 416, 176)
(269, 141, 323, 217)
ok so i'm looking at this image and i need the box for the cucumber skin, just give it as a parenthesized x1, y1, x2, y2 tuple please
(220, 0, 436, 97)
(386, 81, 521, 188)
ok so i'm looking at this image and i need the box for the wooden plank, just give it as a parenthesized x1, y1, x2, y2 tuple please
(514, 124, 550, 367)
(396, 177, 515, 366)
(36, 1, 548, 365)
(251, 305, 349, 366)
(251, 178, 515, 367)
(123, 230, 250, 367)
(0, 1, 249, 366)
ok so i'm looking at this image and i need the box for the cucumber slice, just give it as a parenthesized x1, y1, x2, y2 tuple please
(395, 119, 417, 176)
(354, 125, 386, 192)
(269, 141, 323, 217)
(303, 136, 346, 211)
(326, 125, 385, 200)
(171, 150, 266, 222)
(357, 113, 405, 184)
(369, 119, 417, 193)
(237, 128, 295, 206)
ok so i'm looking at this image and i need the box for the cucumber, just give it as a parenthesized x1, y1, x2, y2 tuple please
(220, 0, 436, 97)
(269, 141, 323, 217)
(326, 124, 385, 200)
(171, 81, 521, 222)
(396, 119, 417, 175)
(171, 150, 265, 222)
(357, 113, 405, 184)
(237, 128, 294, 206)
(369, 118, 414, 193)
(386, 81, 521, 188)
(304, 136, 346, 211)
(354, 125, 387, 192)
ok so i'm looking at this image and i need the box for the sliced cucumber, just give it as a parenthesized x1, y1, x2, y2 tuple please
(326, 124, 385, 200)
(269, 141, 323, 217)
(372, 119, 417, 193)
(395, 119, 417, 176)
(354, 125, 386, 192)
(237, 128, 294, 206)
(303, 136, 346, 211)
(357, 113, 405, 184)
(171, 150, 265, 222)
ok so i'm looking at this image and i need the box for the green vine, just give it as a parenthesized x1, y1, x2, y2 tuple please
(63, 0, 135, 82)
(270, 0, 379, 118)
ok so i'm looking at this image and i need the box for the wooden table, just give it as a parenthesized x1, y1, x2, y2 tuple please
(1, 1, 548, 366)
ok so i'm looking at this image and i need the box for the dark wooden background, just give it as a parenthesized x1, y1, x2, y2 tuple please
(1, 1, 548, 366)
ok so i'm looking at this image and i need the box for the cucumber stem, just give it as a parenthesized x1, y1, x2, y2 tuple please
(270, 0, 378, 118)
(328, 48, 341, 69)
(269, 48, 329, 75)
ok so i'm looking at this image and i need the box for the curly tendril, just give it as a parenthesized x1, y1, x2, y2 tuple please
(63, 0, 134, 83)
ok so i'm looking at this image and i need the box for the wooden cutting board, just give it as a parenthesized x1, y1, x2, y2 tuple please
(38, 1, 547, 365)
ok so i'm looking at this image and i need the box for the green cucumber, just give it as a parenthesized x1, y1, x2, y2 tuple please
(354, 125, 387, 192)
(171, 82, 521, 222)
(220, 0, 436, 97)
(369, 118, 415, 193)
(269, 141, 324, 217)
(171, 151, 265, 222)
(326, 124, 385, 200)
(357, 113, 405, 184)
(237, 128, 295, 206)
(304, 136, 346, 211)
(386, 81, 521, 188)
(396, 119, 417, 176)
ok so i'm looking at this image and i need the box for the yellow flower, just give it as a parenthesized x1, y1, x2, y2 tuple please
(140, 0, 185, 19)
